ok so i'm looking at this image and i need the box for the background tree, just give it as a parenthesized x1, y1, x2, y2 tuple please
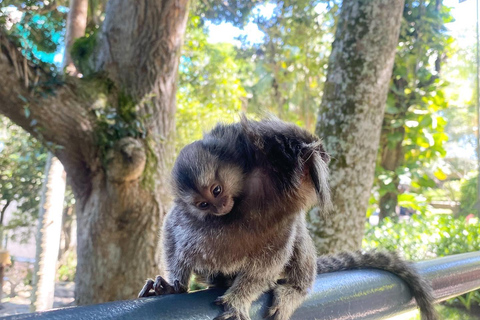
(310, 0, 405, 253)
(376, 0, 452, 220)
(176, 14, 246, 149)
(0, 0, 189, 304)
(238, 0, 338, 131)
(30, 154, 66, 311)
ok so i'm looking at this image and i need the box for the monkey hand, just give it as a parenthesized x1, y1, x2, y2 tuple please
(138, 275, 187, 298)
(213, 295, 251, 320)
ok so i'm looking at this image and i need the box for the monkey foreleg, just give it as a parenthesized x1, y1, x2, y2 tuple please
(266, 229, 317, 320)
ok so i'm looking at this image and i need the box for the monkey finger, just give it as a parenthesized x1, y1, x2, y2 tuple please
(173, 280, 187, 294)
(138, 279, 155, 298)
(153, 275, 175, 295)
(214, 296, 226, 305)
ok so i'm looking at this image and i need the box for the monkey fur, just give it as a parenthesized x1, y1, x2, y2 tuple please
(139, 117, 437, 320)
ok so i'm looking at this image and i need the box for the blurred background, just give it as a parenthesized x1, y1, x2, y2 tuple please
(0, 0, 479, 319)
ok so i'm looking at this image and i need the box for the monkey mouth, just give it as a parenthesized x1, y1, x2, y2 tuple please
(213, 211, 230, 216)
(213, 198, 234, 216)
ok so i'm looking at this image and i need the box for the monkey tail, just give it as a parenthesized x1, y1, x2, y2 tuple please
(316, 250, 437, 320)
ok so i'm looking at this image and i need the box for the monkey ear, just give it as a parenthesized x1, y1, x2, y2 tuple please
(317, 141, 330, 164)
(305, 142, 333, 215)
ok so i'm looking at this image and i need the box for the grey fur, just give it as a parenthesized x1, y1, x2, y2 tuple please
(139, 118, 437, 320)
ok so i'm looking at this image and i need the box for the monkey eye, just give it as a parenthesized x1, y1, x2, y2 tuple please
(197, 202, 209, 209)
(212, 185, 222, 197)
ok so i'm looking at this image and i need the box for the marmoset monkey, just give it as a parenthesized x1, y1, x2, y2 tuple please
(139, 117, 437, 320)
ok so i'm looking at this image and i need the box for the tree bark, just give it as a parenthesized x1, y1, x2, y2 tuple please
(31, 154, 67, 311)
(0, 0, 189, 305)
(311, 0, 405, 253)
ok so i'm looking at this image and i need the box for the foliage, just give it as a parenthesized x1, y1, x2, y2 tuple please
(436, 304, 480, 320)
(364, 215, 480, 261)
(458, 176, 478, 217)
(70, 30, 97, 76)
(401, 304, 480, 320)
(374, 0, 454, 217)
(176, 15, 246, 149)
(195, 0, 261, 27)
(442, 39, 477, 162)
(0, 115, 47, 242)
(57, 249, 76, 282)
(94, 90, 147, 160)
(237, 0, 337, 131)
(2, 1, 66, 69)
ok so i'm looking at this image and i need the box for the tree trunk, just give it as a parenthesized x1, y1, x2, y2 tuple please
(0, 0, 189, 305)
(310, 0, 405, 253)
(31, 154, 67, 311)
(379, 188, 399, 221)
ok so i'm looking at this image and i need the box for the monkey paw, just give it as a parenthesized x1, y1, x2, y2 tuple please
(138, 276, 187, 298)
(213, 296, 251, 320)
(264, 285, 306, 320)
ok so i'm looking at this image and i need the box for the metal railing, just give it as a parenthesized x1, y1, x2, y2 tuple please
(3, 251, 480, 320)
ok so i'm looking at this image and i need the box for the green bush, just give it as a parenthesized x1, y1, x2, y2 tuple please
(459, 176, 478, 217)
(57, 250, 77, 282)
(364, 214, 480, 260)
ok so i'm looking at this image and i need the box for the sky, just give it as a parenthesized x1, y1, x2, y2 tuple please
(444, 0, 478, 159)
(445, 0, 477, 45)
(206, 3, 276, 45)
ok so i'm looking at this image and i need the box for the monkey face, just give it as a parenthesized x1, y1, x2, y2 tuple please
(172, 141, 244, 219)
(188, 163, 243, 217)
(193, 183, 234, 216)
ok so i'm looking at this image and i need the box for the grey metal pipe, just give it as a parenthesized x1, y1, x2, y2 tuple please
(3, 251, 480, 320)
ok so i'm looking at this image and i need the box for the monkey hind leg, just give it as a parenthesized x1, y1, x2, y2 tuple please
(267, 226, 317, 320)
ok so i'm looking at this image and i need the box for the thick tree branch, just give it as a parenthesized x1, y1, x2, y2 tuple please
(94, 0, 189, 146)
(95, 0, 189, 98)
(0, 31, 97, 197)
(91, 0, 190, 204)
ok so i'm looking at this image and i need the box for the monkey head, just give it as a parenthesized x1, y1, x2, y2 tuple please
(171, 141, 244, 219)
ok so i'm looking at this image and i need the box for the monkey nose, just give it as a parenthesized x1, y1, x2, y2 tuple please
(215, 198, 234, 215)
